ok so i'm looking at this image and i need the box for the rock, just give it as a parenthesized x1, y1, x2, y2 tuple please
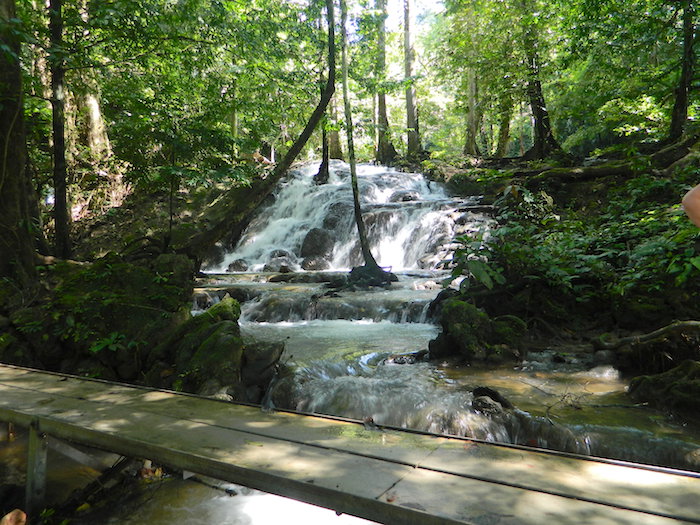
(389, 190, 420, 202)
(384, 350, 428, 365)
(264, 254, 297, 273)
(426, 288, 460, 321)
(472, 396, 504, 416)
(302, 256, 331, 271)
(593, 350, 616, 365)
(322, 202, 353, 230)
(348, 265, 398, 287)
(227, 259, 249, 272)
(301, 228, 335, 258)
(472, 386, 514, 409)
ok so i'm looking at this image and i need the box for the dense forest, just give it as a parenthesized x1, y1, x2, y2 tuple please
(1, 0, 700, 519)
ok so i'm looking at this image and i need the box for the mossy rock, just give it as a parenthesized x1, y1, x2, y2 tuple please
(430, 298, 524, 362)
(628, 360, 700, 416)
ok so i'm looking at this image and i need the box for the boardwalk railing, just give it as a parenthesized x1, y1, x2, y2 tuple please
(0, 364, 698, 524)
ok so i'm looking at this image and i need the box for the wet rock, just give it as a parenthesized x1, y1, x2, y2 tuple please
(263, 251, 298, 273)
(384, 350, 428, 365)
(301, 228, 335, 258)
(472, 386, 514, 409)
(302, 256, 331, 271)
(593, 350, 616, 365)
(426, 288, 460, 321)
(322, 202, 353, 230)
(389, 190, 420, 202)
(227, 259, 249, 272)
(349, 265, 398, 288)
(472, 396, 504, 416)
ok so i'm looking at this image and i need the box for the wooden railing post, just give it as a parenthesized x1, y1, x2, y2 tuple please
(25, 420, 48, 518)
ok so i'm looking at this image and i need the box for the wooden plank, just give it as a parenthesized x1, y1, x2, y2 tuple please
(0, 365, 697, 524)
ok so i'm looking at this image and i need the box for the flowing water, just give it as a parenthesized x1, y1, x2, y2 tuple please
(6, 162, 700, 523)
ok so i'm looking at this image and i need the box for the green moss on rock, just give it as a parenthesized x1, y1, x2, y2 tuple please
(429, 298, 524, 363)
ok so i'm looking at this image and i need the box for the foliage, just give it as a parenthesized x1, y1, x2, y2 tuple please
(451, 168, 700, 326)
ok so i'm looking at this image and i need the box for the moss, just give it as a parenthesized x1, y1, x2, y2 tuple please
(628, 360, 700, 416)
(431, 299, 524, 363)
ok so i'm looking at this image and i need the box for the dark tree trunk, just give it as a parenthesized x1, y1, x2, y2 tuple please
(375, 0, 397, 166)
(524, 51, 560, 159)
(316, 121, 330, 184)
(49, 0, 71, 258)
(0, 0, 37, 286)
(669, 0, 695, 141)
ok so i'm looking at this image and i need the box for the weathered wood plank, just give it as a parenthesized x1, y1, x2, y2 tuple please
(0, 364, 698, 524)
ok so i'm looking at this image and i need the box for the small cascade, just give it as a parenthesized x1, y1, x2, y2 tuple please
(206, 161, 487, 273)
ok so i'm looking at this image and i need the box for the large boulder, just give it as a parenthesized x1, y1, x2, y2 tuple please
(301, 228, 335, 258)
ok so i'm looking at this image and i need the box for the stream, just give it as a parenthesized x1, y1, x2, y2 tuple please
(5, 162, 700, 523)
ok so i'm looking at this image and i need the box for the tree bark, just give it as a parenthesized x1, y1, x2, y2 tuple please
(49, 0, 71, 258)
(328, 97, 344, 160)
(375, 0, 397, 165)
(341, 0, 381, 271)
(669, 0, 695, 141)
(0, 0, 37, 286)
(463, 68, 481, 157)
(176, 0, 336, 264)
(494, 91, 513, 158)
(404, 0, 422, 160)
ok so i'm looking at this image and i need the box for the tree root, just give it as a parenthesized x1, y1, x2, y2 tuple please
(593, 320, 700, 350)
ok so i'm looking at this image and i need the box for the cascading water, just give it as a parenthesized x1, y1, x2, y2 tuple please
(207, 160, 482, 273)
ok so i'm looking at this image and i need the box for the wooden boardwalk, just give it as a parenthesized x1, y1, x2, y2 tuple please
(0, 364, 698, 524)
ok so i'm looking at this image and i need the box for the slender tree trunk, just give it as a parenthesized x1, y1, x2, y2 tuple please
(404, 0, 421, 160)
(0, 0, 37, 285)
(495, 91, 513, 158)
(375, 0, 397, 165)
(328, 97, 344, 160)
(49, 0, 71, 258)
(463, 68, 481, 156)
(669, 0, 695, 141)
(340, 0, 381, 271)
(524, 49, 560, 159)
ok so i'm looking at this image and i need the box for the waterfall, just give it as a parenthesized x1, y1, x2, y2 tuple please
(207, 161, 484, 273)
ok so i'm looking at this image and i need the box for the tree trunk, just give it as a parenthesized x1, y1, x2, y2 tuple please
(0, 0, 37, 286)
(49, 0, 71, 258)
(375, 0, 397, 165)
(463, 68, 481, 157)
(328, 97, 344, 160)
(340, 0, 381, 271)
(494, 91, 513, 158)
(404, 0, 421, 160)
(176, 0, 336, 264)
(669, 0, 695, 141)
(523, 52, 560, 159)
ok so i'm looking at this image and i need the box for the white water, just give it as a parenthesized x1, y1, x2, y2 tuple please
(208, 161, 480, 272)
